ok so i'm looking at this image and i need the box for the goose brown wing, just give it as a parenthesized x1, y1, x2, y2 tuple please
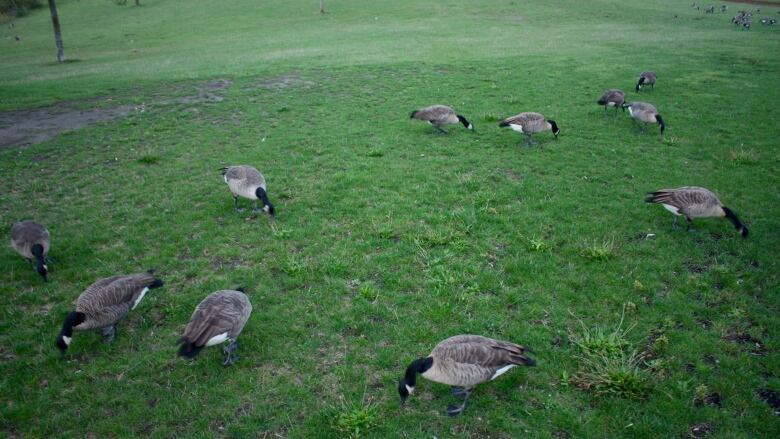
(648, 187, 718, 209)
(10, 221, 50, 257)
(433, 335, 531, 368)
(183, 292, 250, 346)
(76, 272, 157, 326)
(414, 105, 454, 122)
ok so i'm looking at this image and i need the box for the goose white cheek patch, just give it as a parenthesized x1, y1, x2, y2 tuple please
(405, 385, 414, 394)
(62, 336, 72, 346)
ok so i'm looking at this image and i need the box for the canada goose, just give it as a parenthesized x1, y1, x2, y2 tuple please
(221, 165, 275, 216)
(177, 289, 252, 366)
(10, 220, 50, 281)
(410, 105, 474, 134)
(705, 6, 715, 14)
(623, 102, 665, 134)
(498, 112, 560, 146)
(398, 335, 535, 416)
(635, 71, 656, 91)
(55, 270, 164, 354)
(743, 20, 751, 30)
(721, 5, 727, 13)
(645, 187, 748, 237)
(597, 89, 626, 112)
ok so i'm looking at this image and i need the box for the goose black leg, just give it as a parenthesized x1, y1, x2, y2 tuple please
(253, 200, 261, 214)
(523, 134, 536, 147)
(101, 325, 116, 343)
(672, 215, 679, 230)
(434, 125, 448, 134)
(234, 196, 246, 212)
(686, 217, 695, 232)
(451, 387, 470, 397)
(223, 340, 239, 366)
(446, 388, 472, 417)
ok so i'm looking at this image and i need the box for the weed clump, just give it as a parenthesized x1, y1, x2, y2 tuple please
(569, 310, 653, 400)
(581, 238, 615, 260)
(331, 397, 377, 439)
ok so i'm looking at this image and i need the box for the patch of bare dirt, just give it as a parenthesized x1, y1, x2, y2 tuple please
(757, 388, 780, 415)
(0, 78, 233, 150)
(0, 103, 136, 149)
(723, 332, 768, 355)
(694, 391, 722, 408)
(689, 422, 713, 438)
(259, 74, 315, 90)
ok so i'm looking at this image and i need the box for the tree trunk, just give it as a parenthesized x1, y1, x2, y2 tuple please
(320, 0, 325, 13)
(47, 0, 65, 62)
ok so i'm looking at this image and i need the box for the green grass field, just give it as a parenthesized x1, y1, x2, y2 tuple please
(1, 0, 780, 437)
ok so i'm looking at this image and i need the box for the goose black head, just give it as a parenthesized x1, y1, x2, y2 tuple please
(56, 311, 85, 355)
(548, 120, 560, 138)
(457, 115, 475, 132)
(255, 187, 276, 217)
(398, 357, 433, 405)
(36, 260, 48, 282)
(31, 244, 48, 282)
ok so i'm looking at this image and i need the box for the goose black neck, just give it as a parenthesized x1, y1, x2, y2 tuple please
(636, 77, 645, 91)
(255, 187, 271, 206)
(548, 120, 560, 136)
(60, 311, 84, 337)
(655, 115, 665, 133)
(404, 357, 433, 386)
(457, 115, 471, 129)
(722, 206, 747, 236)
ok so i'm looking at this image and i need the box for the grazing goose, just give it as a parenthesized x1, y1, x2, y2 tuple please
(623, 102, 665, 134)
(398, 334, 536, 416)
(597, 89, 626, 112)
(705, 5, 715, 14)
(221, 165, 275, 216)
(410, 105, 474, 134)
(635, 71, 656, 91)
(10, 220, 50, 281)
(721, 5, 727, 13)
(177, 289, 252, 366)
(56, 270, 164, 354)
(498, 112, 560, 146)
(645, 186, 748, 237)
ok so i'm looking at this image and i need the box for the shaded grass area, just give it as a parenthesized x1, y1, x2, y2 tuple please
(1, 0, 780, 438)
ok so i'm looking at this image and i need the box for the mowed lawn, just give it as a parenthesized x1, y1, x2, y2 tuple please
(1, 0, 779, 437)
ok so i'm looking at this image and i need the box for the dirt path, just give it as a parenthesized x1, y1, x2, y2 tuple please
(0, 78, 232, 150)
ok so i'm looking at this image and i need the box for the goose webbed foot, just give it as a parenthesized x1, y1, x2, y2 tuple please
(223, 340, 238, 366)
(101, 325, 116, 343)
(446, 403, 467, 417)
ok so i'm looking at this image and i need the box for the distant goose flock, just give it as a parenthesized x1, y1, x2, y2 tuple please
(6, 3, 758, 421)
